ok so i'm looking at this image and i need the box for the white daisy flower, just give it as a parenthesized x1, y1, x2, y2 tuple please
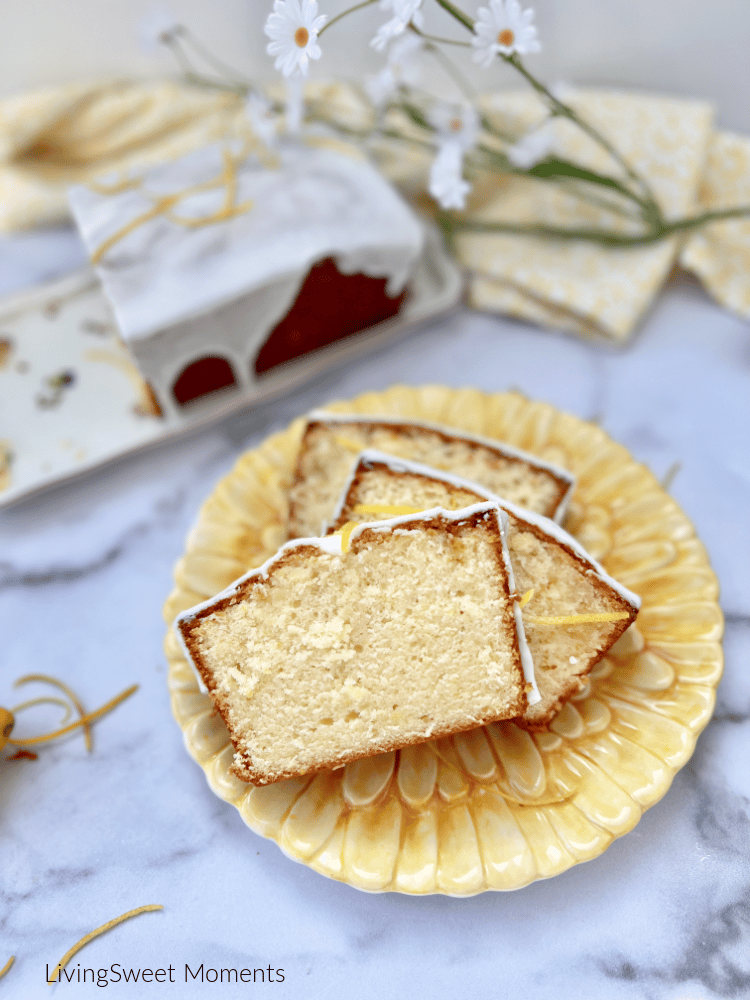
(429, 141, 471, 210)
(265, 0, 327, 78)
(365, 33, 423, 106)
(430, 101, 480, 152)
(427, 102, 479, 209)
(506, 121, 555, 168)
(472, 0, 540, 69)
(371, 0, 424, 51)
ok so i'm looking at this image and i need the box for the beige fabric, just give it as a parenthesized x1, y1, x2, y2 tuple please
(680, 130, 750, 321)
(0, 80, 246, 232)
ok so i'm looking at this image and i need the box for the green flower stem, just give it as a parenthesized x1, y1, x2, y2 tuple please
(411, 30, 472, 47)
(446, 203, 750, 248)
(424, 1, 660, 217)
(180, 26, 254, 84)
(432, 0, 474, 32)
(166, 37, 249, 95)
(506, 53, 658, 210)
(663, 204, 750, 233)
(319, 0, 380, 36)
(474, 144, 647, 208)
(471, 147, 641, 218)
(550, 179, 643, 219)
(447, 217, 666, 247)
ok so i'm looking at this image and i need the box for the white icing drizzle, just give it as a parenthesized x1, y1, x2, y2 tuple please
(333, 448, 640, 611)
(70, 147, 424, 341)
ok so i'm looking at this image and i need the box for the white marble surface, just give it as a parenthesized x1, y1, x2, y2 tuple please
(1, 231, 749, 1000)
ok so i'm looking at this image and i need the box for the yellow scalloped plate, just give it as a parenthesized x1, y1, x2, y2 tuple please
(164, 386, 723, 894)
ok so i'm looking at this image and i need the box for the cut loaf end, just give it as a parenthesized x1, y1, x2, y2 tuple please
(176, 503, 531, 784)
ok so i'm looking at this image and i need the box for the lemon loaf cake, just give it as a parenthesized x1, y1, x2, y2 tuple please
(176, 502, 535, 784)
(287, 412, 575, 539)
(69, 147, 423, 417)
(328, 450, 640, 728)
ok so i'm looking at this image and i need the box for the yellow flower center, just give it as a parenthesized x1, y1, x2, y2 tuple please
(294, 26, 309, 47)
(497, 28, 515, 47)
(449, 117, 463, 132)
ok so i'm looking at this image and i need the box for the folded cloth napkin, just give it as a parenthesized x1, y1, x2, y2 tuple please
(680, 130, 750, 322)
(458, 89, 717, 342)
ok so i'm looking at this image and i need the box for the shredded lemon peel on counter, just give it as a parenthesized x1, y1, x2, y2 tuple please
(8, 684, 138, 748)
(47, 906, 163, 984)
(16, 673, 94, 751)
(11, 696, 72, 723)
(0, 956, 14, 979)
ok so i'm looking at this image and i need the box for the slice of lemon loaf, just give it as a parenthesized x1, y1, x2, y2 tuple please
(287, 412, 575, 538)
(176, 502, 534, 784)
(328, 450, 640, 728)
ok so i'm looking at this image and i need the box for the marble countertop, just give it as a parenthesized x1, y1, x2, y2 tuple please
(1, 231, 748, 1000)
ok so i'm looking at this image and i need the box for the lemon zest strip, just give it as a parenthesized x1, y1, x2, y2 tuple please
(339, 521, 358, 553)
(89, 143, 254, 264)
(16, 673, 93, 751)
(9, 684, 138, 747)
(524, 612, 631, 625)
(90, 198, 179, 264)
(47, 905, 163, 984)
(0, 956, 14, 979)
(517, 588, 535, 609)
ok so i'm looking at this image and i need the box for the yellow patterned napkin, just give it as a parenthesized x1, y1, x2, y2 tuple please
(459, 89, 715, 342)
(0, 80, 246, 232)
(680, 130, 750, 321)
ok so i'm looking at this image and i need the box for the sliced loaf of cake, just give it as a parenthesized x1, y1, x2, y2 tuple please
(176, 502, 534, 784)
(329, 450, 640, 728)
(287, 412, 575, 538)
